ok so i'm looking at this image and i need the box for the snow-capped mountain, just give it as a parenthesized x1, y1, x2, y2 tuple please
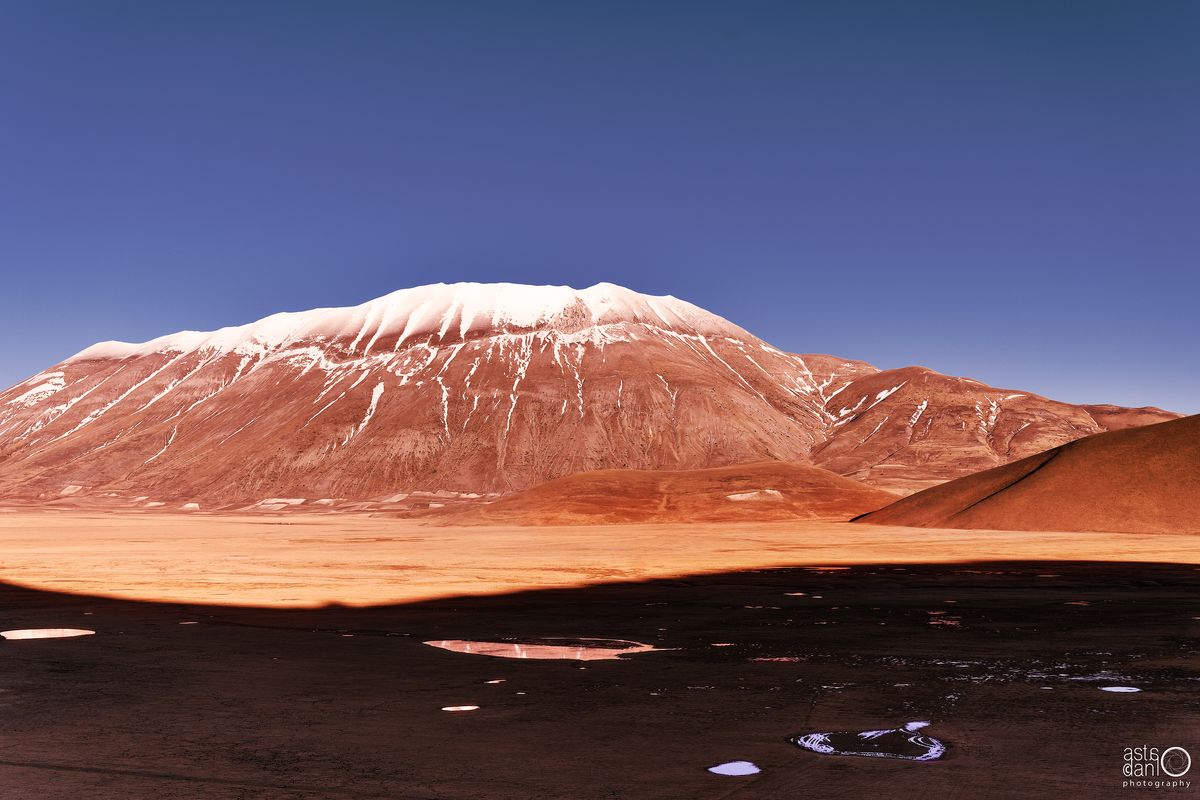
(0, 282, 1178, 507)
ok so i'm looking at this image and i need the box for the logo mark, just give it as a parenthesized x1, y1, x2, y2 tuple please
(1123, 745, 1192, 790)
(1161, 747, 1191, 779)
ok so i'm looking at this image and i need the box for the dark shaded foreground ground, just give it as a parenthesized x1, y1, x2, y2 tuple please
(1, 562, 1197, 799)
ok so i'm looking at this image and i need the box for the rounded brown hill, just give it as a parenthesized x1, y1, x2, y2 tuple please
(855, 414, 1200, 534)
(440, 460, 896, 525)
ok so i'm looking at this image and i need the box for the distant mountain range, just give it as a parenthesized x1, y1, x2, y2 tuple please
(0, 282, 1179, 509)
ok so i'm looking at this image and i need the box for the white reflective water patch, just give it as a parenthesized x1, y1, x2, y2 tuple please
(441, 705, 480, 712)
(1099, 686, 1142, 693)
(1, 629, 95, 640)
(793, 721, 946, 761)
(424, 637, 658, 661)
(707, 760, 761, 776)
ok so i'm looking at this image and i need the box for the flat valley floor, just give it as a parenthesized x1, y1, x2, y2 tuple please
(0, 512, 1197, 798)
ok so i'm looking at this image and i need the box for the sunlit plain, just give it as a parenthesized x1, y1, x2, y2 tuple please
(0, 511, 1195, 607)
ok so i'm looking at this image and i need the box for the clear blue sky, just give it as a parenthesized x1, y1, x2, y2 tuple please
(1, 1, 1196, 412)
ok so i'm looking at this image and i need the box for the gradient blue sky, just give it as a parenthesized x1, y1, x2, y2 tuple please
(2, 1, 1196, 412)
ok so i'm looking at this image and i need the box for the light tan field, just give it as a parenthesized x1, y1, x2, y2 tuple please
(0, 510, 1195, 607)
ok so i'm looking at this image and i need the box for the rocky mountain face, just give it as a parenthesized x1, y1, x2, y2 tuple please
(0, 282, 1178, 508)
(803, 366, 1179, 491)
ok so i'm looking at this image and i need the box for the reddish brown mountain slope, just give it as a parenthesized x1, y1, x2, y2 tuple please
(0, 282, 1178, 509)
(442, 461, 897, 525)
(806, 366, 1178, 492)
(855, 415, 1200, 534)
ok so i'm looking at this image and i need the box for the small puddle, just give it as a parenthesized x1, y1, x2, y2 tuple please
(441, 705, 480, 712)
(1, 629, 95, 640)
(793, 721, 945, 761)
(424, 637, 659, 661)
(707, 760, 761, 776)
(1100, 686, 1142, 693)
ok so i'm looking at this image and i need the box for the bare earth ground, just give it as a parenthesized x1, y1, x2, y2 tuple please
(0, 512, 1196, 799)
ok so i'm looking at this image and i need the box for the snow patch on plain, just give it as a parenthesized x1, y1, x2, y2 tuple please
(726, 489, 784, 502)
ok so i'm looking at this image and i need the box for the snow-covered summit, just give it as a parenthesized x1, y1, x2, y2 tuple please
(68, 282, 753, 362)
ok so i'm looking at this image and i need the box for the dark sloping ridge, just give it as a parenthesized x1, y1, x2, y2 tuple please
(438, 460, 897, 526)
(854, 414, 1200, 534)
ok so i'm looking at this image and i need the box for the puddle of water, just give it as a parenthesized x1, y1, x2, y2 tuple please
(441, 705, 480, 712)
(424, 637, 659, 661)
(1100, 686, 1142, 693)
(793, 721, 946, 761)
(1, 629, 95, 640)
(707, 760, 761, 776)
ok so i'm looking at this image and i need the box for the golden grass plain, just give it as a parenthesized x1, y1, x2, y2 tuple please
(0, 510, 1195, 607)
